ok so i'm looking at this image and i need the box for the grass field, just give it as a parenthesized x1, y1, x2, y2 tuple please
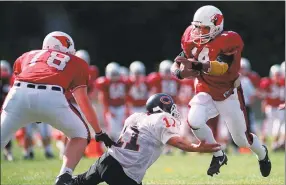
(1, 144, 285, 185)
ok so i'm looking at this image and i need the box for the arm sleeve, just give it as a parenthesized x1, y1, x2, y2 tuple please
(70, 59, 89, 92)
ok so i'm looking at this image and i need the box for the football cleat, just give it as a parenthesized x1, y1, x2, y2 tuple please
(207, 151, 228, 176)
(3, 152, 14, 162)
(259, 145, 271, 177)
(55, 173, 73, 185)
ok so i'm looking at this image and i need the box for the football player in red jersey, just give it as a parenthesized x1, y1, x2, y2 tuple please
(127, 61, 150, 114)
(258, 64, 284, 151)
(95, 62, 130, 141)
(0, 31, 114, 185)
(240, 57, 261, 88)
(1, 60, 14, 161)
(148, 60, 181, 102)
(171, 5, 271, 177)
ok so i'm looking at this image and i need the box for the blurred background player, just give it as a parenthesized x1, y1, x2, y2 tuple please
(148, 60, 181, 102)
(148, 59, 181, 154)
(22, 122, 54, 160)
(258, 64, 284, 151)
(176, 77, 197, 154)
(119, 66, 130, 81)
(127, 61, 150, 114)
(95, 62, 130, 141)
(1, 60, 14, 161)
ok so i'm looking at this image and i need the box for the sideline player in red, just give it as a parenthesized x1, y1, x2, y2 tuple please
(0, 31, 114, 185)
(95, 62, 130, 141)
(127, 61, 150, 114)
(171, 5, 271, 177)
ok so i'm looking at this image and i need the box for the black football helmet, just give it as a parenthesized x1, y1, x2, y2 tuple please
(146, 93, 180, 119)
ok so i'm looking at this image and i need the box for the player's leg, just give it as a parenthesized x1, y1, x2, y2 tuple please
(187, 93, 227, 176)
(45, 104, 90, 185)
(3, 140, 13, 161)
(38, 122, 55, 158)
(23, 123, 35, 160)
(73, 152, 140, 185)
(1, 88, 32, 150)
(215, 87, 271, 177)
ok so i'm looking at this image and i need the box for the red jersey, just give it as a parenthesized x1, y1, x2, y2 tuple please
(95, 77, 129, 107)
(13, 49, 89, 91)
(127, 76, 150, 107)
(65, 67, 97, 102)
(181, 26, 244, 101)
(247, 71, 260, 88)
(147, 72, 181, 101)
(177, 78, 195, 105)
(259, 77, 283, 107)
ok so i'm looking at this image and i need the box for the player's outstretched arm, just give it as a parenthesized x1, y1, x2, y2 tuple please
(73, 86, 115, 147)
(73, 86, 102, 133)
(167, 136, 221, 153)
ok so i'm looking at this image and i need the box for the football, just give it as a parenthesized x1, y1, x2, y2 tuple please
(180, 58, 200, 77)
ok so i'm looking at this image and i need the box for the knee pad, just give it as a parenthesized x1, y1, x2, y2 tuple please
(187, 106, 207, 129)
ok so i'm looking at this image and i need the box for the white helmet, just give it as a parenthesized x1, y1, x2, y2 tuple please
(159, 60, 172, 76)
(240, 57, 251, 72)
(129, 61, 146, 76)
(42, 31, 76, 55)
(75, 49, 90, 65)
(191, 5, 224, 45)
(269, 64, 281, 78)
(0, 60, 12, 75)
(105, 62, 120, 79)
(120, 66, 129, 77)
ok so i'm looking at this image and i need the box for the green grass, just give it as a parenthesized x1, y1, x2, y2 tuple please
(1, 145, 285, 185)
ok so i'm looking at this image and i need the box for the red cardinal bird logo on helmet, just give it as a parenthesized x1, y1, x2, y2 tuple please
(53, 36, 71, 48)
(211, 14, 223, 26)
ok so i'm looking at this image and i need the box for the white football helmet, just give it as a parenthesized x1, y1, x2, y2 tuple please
(0, 60, 12, 75)
(120, 66, 129, 77)
(42, 31, 76, 55)
(240, 57, 251, 72)
(269, 64, 281, 78)
(105, 62, 120, 80)
(75, 49, 90, 65)
(129, 61, 146, 76)
(191, 5, 224, 45)
(159, 60, 172, 76)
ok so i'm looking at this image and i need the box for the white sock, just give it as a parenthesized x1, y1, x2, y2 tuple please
(59, 166, 73, 176)
(249, 133, 266, 160)
(45, 145, 52, 153)
(192, 124, 223, 157)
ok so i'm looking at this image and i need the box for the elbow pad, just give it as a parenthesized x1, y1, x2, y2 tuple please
(206, 61, 229, 76)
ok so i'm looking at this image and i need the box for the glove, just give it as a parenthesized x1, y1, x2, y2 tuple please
(95, 131, 115, 148)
